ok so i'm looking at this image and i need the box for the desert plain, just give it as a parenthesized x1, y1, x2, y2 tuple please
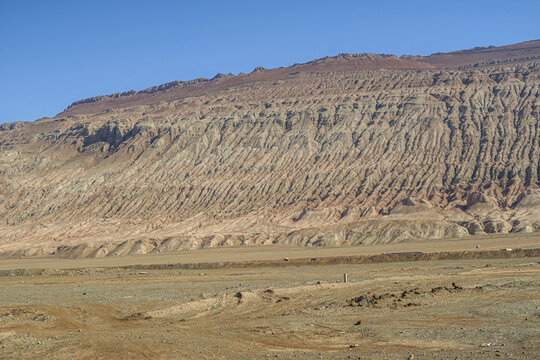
(0, 234, 538, 360)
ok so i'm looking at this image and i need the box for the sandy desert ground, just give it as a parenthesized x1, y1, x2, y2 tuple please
(0, 235, 538, 359)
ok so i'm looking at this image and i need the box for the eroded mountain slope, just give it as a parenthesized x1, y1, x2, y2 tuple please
(0, 45, 539, 258)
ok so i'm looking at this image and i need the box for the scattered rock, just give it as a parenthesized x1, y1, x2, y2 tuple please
(349, 284, 465, 308)
(482, 342, 504, 347)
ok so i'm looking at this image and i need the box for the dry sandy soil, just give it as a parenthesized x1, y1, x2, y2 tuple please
(0, 235, 538, 359)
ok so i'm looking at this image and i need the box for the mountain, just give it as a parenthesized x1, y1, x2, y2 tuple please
(1, 40, 539, 258)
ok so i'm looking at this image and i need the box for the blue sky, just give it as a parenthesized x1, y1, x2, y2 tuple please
(0, 0, 538, 124)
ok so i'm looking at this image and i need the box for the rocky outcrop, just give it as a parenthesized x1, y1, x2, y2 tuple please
(0, 41, 539, 258)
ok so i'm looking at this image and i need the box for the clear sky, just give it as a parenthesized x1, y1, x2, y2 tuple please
(1, 0, 538, 124)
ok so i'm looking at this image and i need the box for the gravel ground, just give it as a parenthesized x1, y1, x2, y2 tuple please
(0, 256, 538, 359)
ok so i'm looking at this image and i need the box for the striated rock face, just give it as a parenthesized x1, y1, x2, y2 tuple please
(0, 41, 539, 258)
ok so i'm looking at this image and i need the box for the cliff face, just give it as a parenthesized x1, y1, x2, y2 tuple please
(1, 41, 539, 258)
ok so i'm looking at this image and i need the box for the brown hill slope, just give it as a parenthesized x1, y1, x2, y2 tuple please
(0, 41, 539, 258)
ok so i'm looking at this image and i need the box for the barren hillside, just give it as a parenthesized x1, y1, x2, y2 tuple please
(0, 40, 539, 258)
